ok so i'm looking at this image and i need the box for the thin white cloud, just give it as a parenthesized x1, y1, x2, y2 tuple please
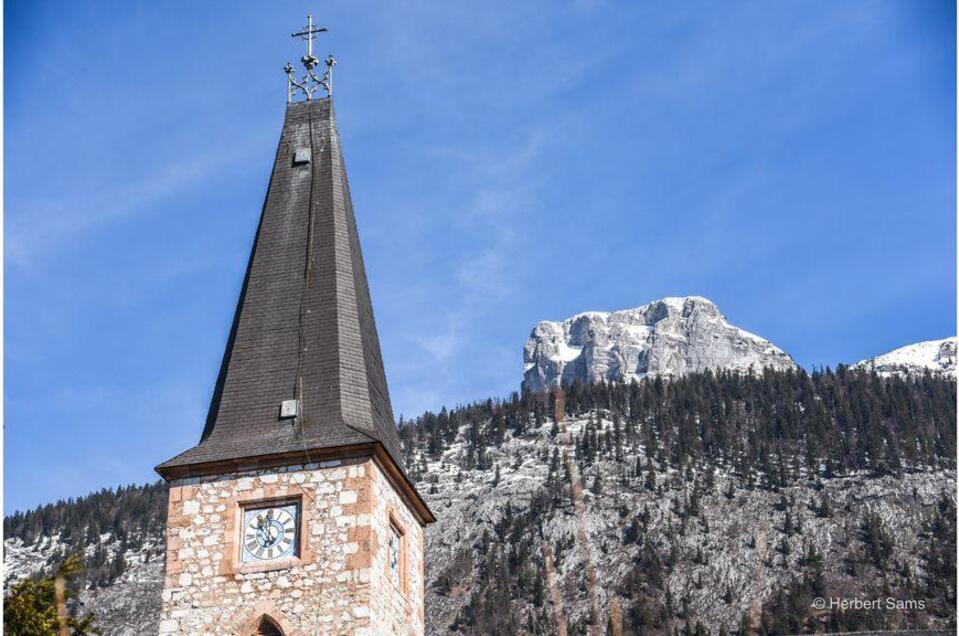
(6, 128, 272, 270)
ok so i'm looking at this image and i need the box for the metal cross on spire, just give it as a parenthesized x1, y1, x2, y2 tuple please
(291, 13, 327, 70)
(285, 13, 335, 102)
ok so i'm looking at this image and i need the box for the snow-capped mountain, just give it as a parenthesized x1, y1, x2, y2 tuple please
(523, 296, 795, 393)
(853, 337, 957, 378)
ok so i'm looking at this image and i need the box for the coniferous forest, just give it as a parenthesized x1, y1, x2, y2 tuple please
(4, 482, 168, 589)
(401, 366, 956, 481)
(4, 367, 957, 634)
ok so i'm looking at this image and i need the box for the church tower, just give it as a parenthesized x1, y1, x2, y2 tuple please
(155, 16, 434, 635)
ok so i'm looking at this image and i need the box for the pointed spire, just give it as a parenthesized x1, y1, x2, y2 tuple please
(157, 99, 408, 488)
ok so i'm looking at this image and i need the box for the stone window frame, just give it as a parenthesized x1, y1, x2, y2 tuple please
(229, 488, 314, 576)
(386, 511, 408, 597)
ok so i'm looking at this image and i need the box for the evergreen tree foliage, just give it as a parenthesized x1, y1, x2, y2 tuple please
(4, 554, 98, 635)
(5, 481, 167, 590)
(399, 368, 956, 482)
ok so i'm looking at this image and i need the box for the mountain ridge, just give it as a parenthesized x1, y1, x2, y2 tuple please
(853, 337, 956, 378)
(523, 296, 795, 393)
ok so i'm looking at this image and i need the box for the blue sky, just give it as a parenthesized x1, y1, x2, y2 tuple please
(5, 1, 955, 513)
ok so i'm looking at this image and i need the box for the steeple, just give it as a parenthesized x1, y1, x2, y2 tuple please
(156, 20, 432, 636)
(156, 97, 423, 521)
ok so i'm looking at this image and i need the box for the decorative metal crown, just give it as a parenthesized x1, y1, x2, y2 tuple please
(286, 14, 335, 102)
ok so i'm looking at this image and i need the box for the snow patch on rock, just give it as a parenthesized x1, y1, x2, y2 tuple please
(853, 337, 956, 378)
(523, 296, 795, 393)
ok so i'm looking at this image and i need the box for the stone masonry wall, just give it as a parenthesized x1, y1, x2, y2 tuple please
(369, 460, 425, 636)
(158, 456, 425, 636)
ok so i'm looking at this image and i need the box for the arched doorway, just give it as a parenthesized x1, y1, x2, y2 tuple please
(255, 616, 284, 636)
(237, 601, 297, 636)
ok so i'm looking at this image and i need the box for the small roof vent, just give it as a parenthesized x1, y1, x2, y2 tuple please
(293, 148, 311, 165)
(279, 399, 299, 419)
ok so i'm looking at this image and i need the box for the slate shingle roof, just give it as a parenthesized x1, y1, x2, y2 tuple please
(156, 97, 406, 477)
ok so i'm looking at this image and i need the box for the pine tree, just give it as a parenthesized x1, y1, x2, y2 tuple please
(688, 481, 701, 517)
(817, 493, 832, 518)
(4, 554, 97, 635)
(110, 547, 126, 581)
(591, 472, 603, 496)
(860, 511, 893, 571)
(723, 480, 735, 500)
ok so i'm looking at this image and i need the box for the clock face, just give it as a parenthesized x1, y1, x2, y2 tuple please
(241, 504, 299, 563)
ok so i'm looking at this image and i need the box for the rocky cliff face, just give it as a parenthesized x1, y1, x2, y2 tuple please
(523, 296, 795, 393)
(853, 337, 957, 378)
(419, 415, 954, 634)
